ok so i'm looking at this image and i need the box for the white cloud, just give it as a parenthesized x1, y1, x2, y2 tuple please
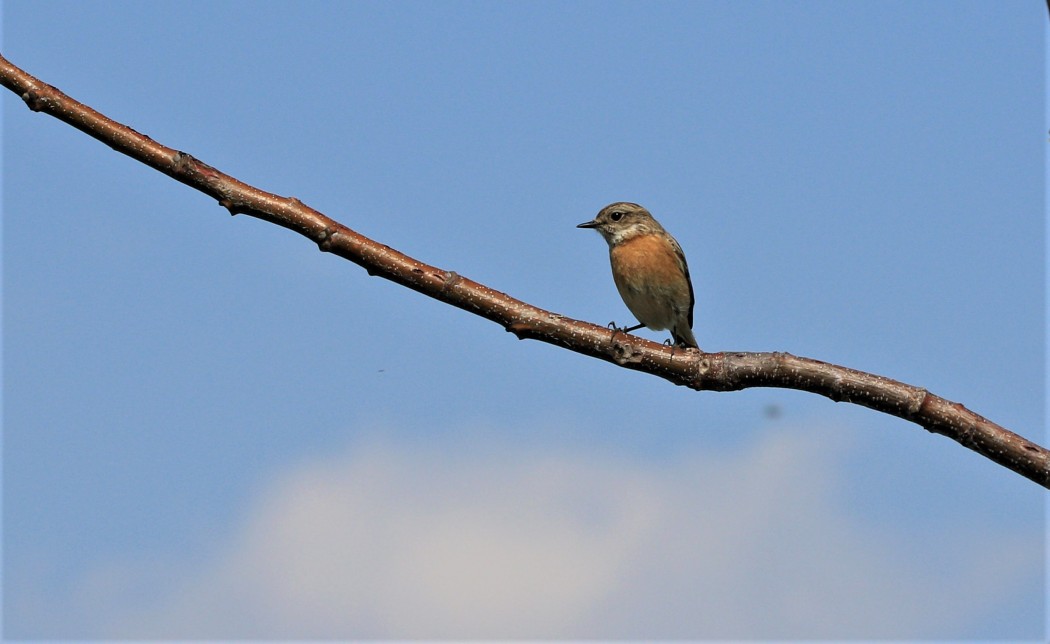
(76, 427, 1038, 639)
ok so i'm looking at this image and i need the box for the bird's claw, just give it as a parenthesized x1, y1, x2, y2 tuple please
(663, 338, 678, 358)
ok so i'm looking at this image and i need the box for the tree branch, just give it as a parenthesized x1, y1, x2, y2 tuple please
(3, 53, 1047, 488)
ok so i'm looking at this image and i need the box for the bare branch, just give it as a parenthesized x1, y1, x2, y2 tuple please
(3, 54, 1046, 488)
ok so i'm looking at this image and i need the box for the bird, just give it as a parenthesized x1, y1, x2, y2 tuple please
(577, 202, 699, 349)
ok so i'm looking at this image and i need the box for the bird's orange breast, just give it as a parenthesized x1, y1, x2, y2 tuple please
(609, 233, 688, 293)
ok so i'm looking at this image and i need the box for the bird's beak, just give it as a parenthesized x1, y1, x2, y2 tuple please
(576, 219, 599, 229)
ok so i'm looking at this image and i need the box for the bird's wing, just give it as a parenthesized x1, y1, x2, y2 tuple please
(669, 235, 695, 327)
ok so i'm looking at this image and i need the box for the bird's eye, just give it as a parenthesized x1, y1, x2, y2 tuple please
(610, 211, 624, 222)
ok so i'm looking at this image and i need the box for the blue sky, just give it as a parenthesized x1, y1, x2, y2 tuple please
(3, 0, 1046, 639)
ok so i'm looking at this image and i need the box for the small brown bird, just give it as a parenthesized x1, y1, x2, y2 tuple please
(578, 202, 699, 349)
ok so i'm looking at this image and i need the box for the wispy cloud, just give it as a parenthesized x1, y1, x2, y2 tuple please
(54, 426, 1042, 639)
